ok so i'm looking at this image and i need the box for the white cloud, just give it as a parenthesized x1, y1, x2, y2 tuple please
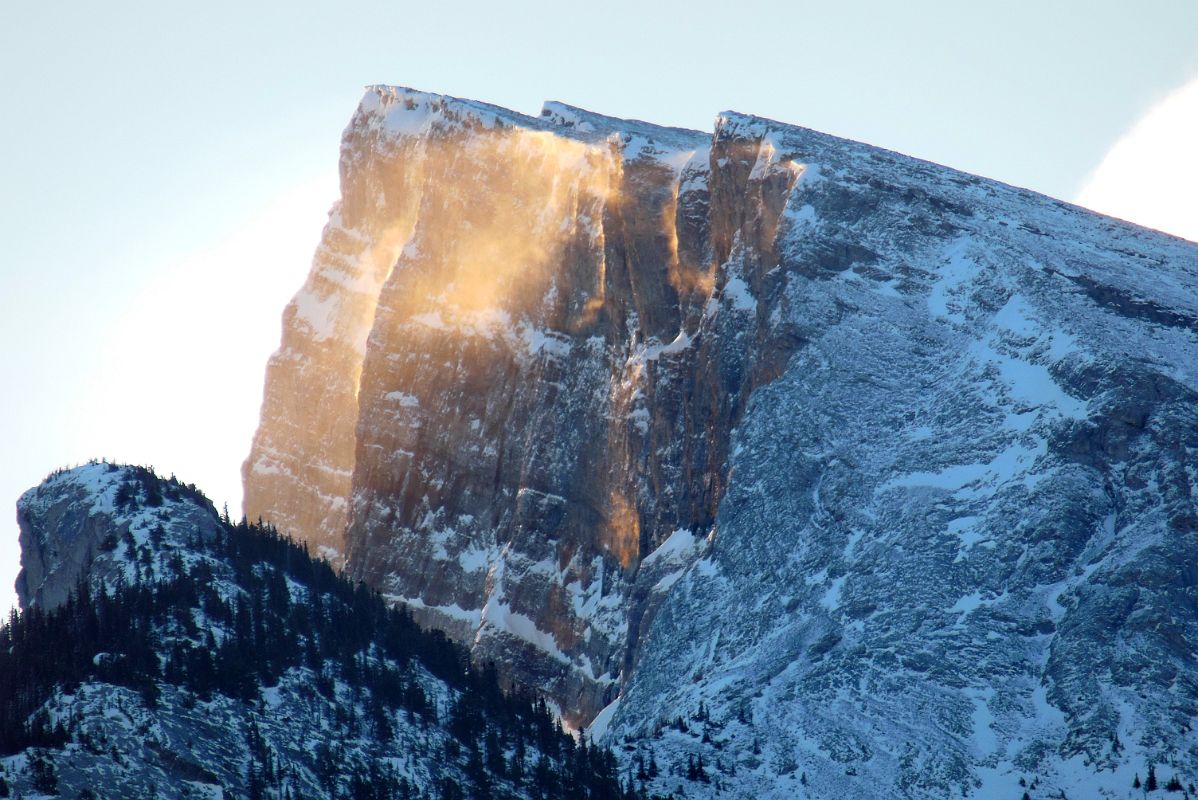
(1076, 75, 1198, 242)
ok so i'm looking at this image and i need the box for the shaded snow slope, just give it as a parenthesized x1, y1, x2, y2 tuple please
(608, 112, 1198, 800)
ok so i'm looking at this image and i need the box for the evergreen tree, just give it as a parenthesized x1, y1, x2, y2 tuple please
(28, 751, 58, 794)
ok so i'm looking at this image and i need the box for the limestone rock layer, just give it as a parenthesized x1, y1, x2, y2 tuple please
(246, 87, 803, 722)
(246, 86, 1198, 797)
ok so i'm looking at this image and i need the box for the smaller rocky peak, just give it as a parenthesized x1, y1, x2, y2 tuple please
(15, 462, 222, 611)
(712, 109, 771, 140)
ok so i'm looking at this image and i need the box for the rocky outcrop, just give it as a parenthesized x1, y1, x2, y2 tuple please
(241, 101, 429, 565)
(246, 87, 1198, 796)
(17, 462, 221, 610)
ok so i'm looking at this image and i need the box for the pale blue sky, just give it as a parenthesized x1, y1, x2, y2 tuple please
(3, 0, 1197, 611)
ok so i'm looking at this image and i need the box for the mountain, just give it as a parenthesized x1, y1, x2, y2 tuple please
(245, 85, 1198, 799)
(4, 463, 642, 800)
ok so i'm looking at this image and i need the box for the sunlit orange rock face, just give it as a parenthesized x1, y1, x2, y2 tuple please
(245, 87, 805, 724)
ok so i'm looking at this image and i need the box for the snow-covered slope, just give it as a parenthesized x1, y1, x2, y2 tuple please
(244, 88, 1198, 798)
(606, 113, 1198, 800)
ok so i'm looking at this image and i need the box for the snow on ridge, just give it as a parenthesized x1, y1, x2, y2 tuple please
(632, 329, 693, 366)
(20, 462, 211, 521)
(19, 462, 122, 514)
(540, 100, 708, 151)
(540, 102, 598, 134)
(361, 86, 710, 158)
(481, 598, 572, 666)
(588, 696, 621, 742)
(389, 594, 484, 629)
(360, 84, 546, 137)
(618, 133, 700, 171)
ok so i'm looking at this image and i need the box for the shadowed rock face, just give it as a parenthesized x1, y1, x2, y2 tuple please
(246, 86, 1198, 796)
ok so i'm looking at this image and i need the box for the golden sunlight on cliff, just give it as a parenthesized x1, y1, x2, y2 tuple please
(397, 129, 617, 327)
(603, 489, 642, 570)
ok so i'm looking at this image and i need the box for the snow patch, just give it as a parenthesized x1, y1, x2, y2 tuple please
(927, 238, 978, 321)
(291, 289, 340, 341)
(523, 327, 572, 358)
(964, 688, 998, 757)
(481, 599, 571, 665)
(948, 515, 983, 547)
(820, 576, 846, 610)
(723, 275, 757, 313)
(383, 391, 420, 408)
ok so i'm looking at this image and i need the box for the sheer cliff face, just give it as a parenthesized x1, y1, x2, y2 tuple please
(247, 87, 1198, 795)
(242, 98, 430, 563)
(246, 87, 808, 722)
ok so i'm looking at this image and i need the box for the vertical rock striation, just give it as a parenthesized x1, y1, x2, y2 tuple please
(242, 89, 444, 563)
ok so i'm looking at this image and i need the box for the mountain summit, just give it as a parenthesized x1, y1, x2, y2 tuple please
(233, 85, 1198, 798)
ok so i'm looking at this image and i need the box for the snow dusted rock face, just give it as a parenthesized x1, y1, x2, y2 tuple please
(605, 118, 1198, 798)
(246, 86, 1198, 795)
(16, 462, 222, 610)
